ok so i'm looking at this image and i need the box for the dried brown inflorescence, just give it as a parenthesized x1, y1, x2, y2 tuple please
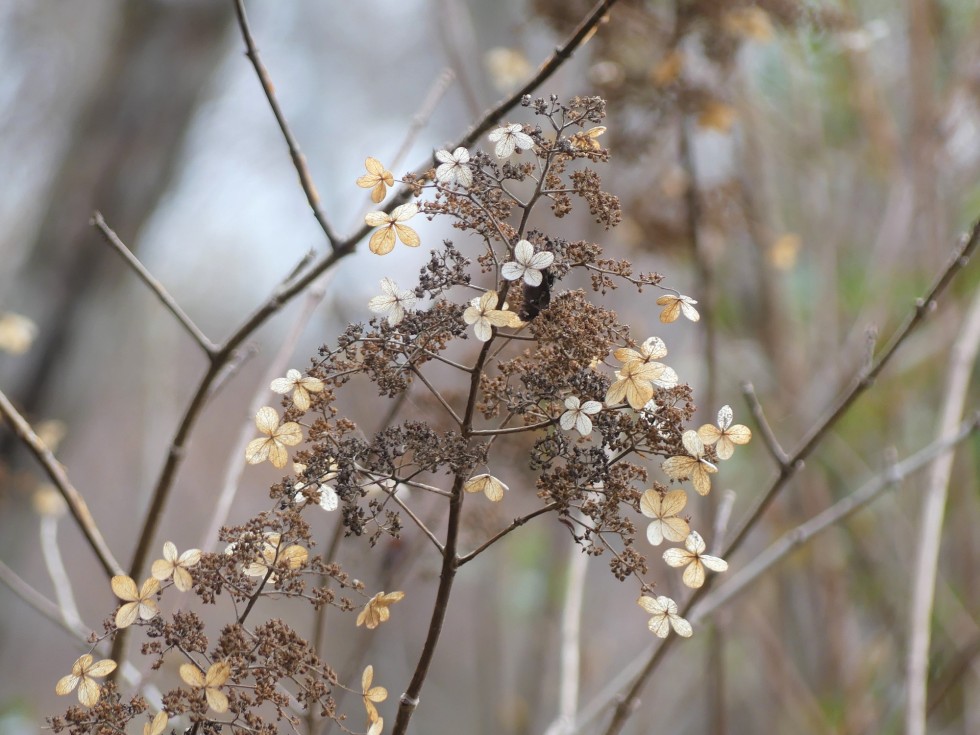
(50, 94, 749, 735)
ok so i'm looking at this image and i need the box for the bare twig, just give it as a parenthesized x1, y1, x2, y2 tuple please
(0, 558, 91, 643)
(728, 218, 980, 559)
(409, 365, 464, 426)
(435, 0, 482, 118)
(926, 634, 980, 717)
(458, 502, 560, 565)
(741, 382, 791, 468)
(391, 328, 499, 734)
(905, 285, 980, 735)
(0, 390, 123, 578)
(91, 211, 218, 356)
(231, 0, 340, 247)
(711, 489, 737, 555)
(339, 0, 622, 247)
(387, 488, 445, 554)
(469, 418, 555, 436)
(40, 515, 83, 633)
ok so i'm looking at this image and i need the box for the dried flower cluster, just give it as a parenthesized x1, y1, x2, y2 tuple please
(50, 94, 750, 735)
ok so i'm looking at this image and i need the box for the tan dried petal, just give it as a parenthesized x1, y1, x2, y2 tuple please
(144, 711, 169, 735)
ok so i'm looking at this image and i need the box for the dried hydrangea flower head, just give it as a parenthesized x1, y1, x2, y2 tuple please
(111, 575, 160, 628)
(357, 590, 406, 629)
(270, 369, 324, 411)
(462, 291, 513, 342)
(663, 531, 728, 588)
(365, 202, 421, 255)
(435, 146, 472, 188)
(368, 277, 418, 326)
(560, 396, 602, 436)
(697, 404, 752, 460)
(179, 661, 232, 713)
(361, 665, 387, 723)
(356, 157, 395, 203)
(488, 123, 534, 158)
(501, 240, 555, 286)
(150, 542, 201, 592)
(464, 473, 508, 501)
(638, 595, 692, 638)
(662, 429, 718, 496)
(245, 407, 303, 469)
(55, 655, 117, 707)
(656, 293, 700, 323)
(640, 488, 690, 546)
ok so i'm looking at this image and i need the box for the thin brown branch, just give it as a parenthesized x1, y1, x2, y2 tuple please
(231, 0, 340, 247)
(391, 329, 498, 734)
(409, 365, 463, 426)
(201, 274, 332, 552)
(0, 390, 123, 578)
(926, 634, 980, 717)
(307, 513, 348, 735)
(458, 502, 560, 565)
(91, 211, 217, 356)
(741, 382, 791, 468)
(386, 487, 445, 554)
(469, 418, 555, 436)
